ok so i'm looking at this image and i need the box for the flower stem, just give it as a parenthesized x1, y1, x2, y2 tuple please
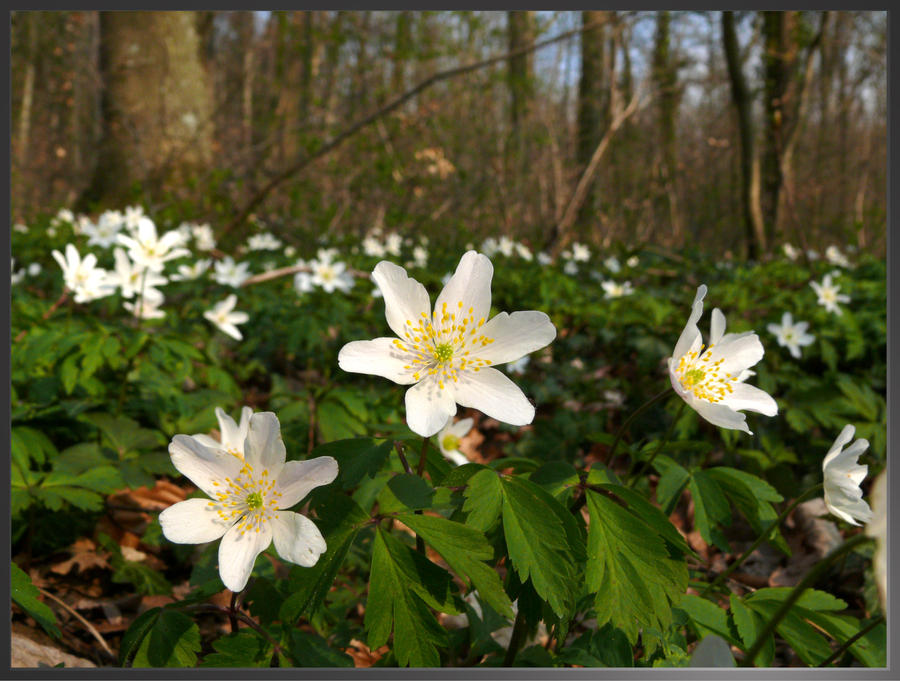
(604, 387, 673, 465)
(502, 609, 527, 667)
(626, 399, 685, 488)
(416, 435, 429, 477)
(228, 590, 239, 633)
(701, 483, 823, 597)
(741, 533, 873, 667)
(393, 441, 413, 475)
(816, 614, 884, 667)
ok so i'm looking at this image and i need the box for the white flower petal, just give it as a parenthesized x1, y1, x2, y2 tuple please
(433, 251, 493, 335)
(405, 375, 457, 437)
(191, 434, 222, 450)
(371, 261, 431, 339)
(169, 435, 244, 497)
(244, 412, 286, 473)
(721, 382, 778, 416)
(217, 521, 273, 592)
(453, 368, 535, 427)
(159, 498, 231, 544)
(823, 424, 856, 467)
(708, 333, 765, 376)
(271, 511, 327, 567)
(709, 308, 726, 345)
(473, 311, 556, 366)
(690, 399, 752, 434)
(448, 417, 474, 439)
(673, 285, 707, 362)
(338, 338, 419, 385)
(275, 456, 339, 509)
(445, 450, 470, 466)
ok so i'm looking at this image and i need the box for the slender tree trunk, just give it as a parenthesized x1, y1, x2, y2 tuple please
(391, 11, 412, 94)
(81, 11, 213, 206)
(722, 11, 765, 258)
(507, 11, 535, 133)
(575, 10, 610, 234)
(652, 11, 683, 241)
(16, 12, 37, 170)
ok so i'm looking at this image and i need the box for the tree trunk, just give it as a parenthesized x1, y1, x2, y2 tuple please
(391, 11, 412, 94)
(575, 11, 610, 233)
(507, 11, 535, 133)
(652, 11, 683, 241)
(81, 11, 213, 206)
(15, 11, 37, 171)
(722, 11, 765, 258)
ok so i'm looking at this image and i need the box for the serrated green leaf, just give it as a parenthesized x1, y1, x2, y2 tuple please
(11, 562, 60, 639)
(500, 475, 578, 617)
(743, 599, 832, 666)
(803, 612, 886, 668)
(729, 595, 773, 666)
(365, 528, 449, 667)
(132, 610, 201, 667)
(688, 472, 731, 551)
(285, 630, 354, 667)
(586, 490, 688, 643)
(311, 438, 391, 490)
(746, 587, 847, 612)
(120, 608, 162, 666)
(201, 632, 273, 667)
(280, 492, 368, 622)
(385, 473, 435, 510)
(399, 512, 513, 619)
(462, 468, 503, 532)
(653, 455, 690, 515)
(679, 595, 739, 646)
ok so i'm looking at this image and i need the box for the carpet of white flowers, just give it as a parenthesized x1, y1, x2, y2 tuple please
(11, 207, 886, 668)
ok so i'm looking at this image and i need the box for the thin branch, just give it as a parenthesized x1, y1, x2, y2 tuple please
(550, 81, 648, 255)
(221, 18, 607, 238)
(38, 587, 114, 658)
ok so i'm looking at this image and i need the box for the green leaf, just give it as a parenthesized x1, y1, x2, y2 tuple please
(399, 512, 514, 619)
(201, 632, 273, 667)
(747, 587, 847, 612)
(803, 612, 886, 668)
(462, 468, 503, 532)
(500, 475, 579, 617)
(365, 527, 449, 667)
(12, 426, 58, 466)
(11, 562, 60, 638)
(120, 608, 162, 666)
(132, 609, 201, 667)
(385, 473, 435, 510)
(688, 471, 731, 551)
(730, 595, 772, 665)
(311, 438, 391, 490)
(59, 353, 80, 394)
(679, 595, 738, 646)
(652, 455, 690, 515)
(285, 629, 354, 667)
(594, 484, 693, 556)
(706, 467, 787, 554)
(586, 490, 688, 643)
(743, 599, 832, 666)
(317, 398, 366, 442)
(280, 492, 368, 622)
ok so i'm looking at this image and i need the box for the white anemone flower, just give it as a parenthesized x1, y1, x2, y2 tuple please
(766, 312, 815, 359)
(497, 236, 515, 257)
(85, 211, 124, 249)
(437, 417, 474, 466)
(626, 255, 640, 268)
(294, 270, 314, 295)
(865, 471, 887, 607)
(51, 243, 116, 303)
(123, 205, 145, 231)
(823, 425, 873, 526)
(563, 260, 578, 275)
(601, 280, 634, 299)
(310, 259, 354, 293)
(192, 406, 253, 457)
(363, 236, 386, 258)
(810, 274, 850, 315)
(316, 247, 340, 264)
(27, 263, 41, 277)
(481, 238, 499, 257)
(506, 355, 530, 375)
(204, 294, 249, 341)
(384, 234, 403, 257)
(572, 243, 591, 262)
(825, 245, 851, 268)
(171, 259, 212, 282)
(213, 257, 252, 287)
(603, 256, 621, 273)
(782, 243, 800, 261)
(124, 294, 166, 319)
(515, 243, 533, 261)
(668, 285, 778, 434)
(108, 248, 167, 299)
(247, 233, 283, 251)
(412, 246, 429, 268)
(537, 252, 552, 266)
(192, 223, 217, 251)
(338, 251, 556, 437)
(159, 412, 339, 593)
(117, 217, 190, 272)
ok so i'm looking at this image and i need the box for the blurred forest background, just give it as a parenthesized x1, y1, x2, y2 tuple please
(9, 10, 887, 259)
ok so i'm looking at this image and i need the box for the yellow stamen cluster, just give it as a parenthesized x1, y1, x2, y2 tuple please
(441, 434, 460, 452)
(673, 343, 736, 403)
(207, 460, 281, 536)
(392, 300, 496, 390)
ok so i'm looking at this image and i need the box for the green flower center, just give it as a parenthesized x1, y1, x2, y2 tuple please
(442, 434, 460, 452)
(683, 368, 706, 387)
(245, 492, 263, 510)
(434, 343, 454, 363)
